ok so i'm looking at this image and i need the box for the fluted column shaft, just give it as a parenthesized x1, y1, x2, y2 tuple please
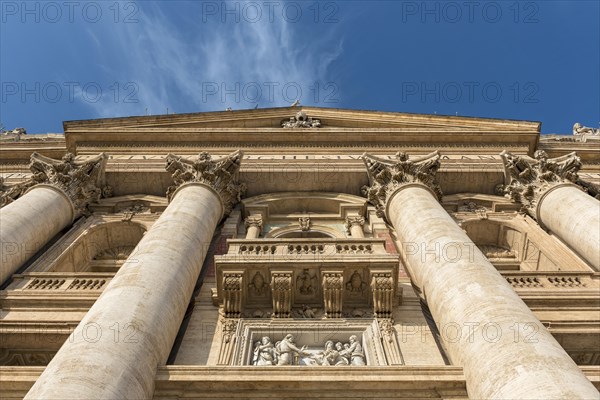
(25, 183, 223, 399)
(0, 185, 74, 285)
(538, 184, 600, 268)
(387, 184, 598, 399)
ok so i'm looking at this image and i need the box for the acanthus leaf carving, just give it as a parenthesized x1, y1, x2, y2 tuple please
(0, 176, 36, 207)
(222, 272, 244, 318)
(499, 150, 582, 219)
(361, 151, 442, 220)
(165, 150, 245, 217)
(28, 152, 109, 216)
(370, 271, 394, 318)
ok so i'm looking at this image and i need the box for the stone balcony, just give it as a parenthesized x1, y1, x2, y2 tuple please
(218, 238, 397, 263)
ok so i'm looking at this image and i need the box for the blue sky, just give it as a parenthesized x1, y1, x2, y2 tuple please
(1, 1, 598, 134)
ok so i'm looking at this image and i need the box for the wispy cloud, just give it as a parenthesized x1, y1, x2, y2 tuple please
(81, 1, 345, 118)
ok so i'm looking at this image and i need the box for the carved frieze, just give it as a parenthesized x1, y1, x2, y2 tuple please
(28, 152, 109, 216)
(361, 151, 442, 219)
(271, 272, 293, 318)
(281, 111, 321, 128)
(165, 150, 245, 216)
(499, 150, 582, 219)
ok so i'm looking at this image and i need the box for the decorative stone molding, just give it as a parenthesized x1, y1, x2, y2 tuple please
(499, 150, 582, 219)
(28, 152, 109, 216)
(165, 150, 245, 217)
(281, 111, 321, 128)
(322, 271, 344, 318)
(361, 151, 442, 219)
(345, 216, 365, 235)
(222, 272, 244, 318)
(271, 272, 293, 318)
(217, 318, 239, 365)
(377, 319, 404, 365)
(298, 216, 311, 231)
(0, 177, 36, 207)
(370, 271, 394, 318)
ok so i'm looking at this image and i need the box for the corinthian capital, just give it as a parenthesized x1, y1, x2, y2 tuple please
(361, 151, 442, 219)
(499, 150, 582, 219)
(29, 152, 109, 216)
(165, 150, 246, 217)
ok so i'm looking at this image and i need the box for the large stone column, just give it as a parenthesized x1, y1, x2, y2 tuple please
(501, 150, 600, 269)
(362, 152, 598, 399)
(0, 153, 108, 285)
(25, 151, 245, 399)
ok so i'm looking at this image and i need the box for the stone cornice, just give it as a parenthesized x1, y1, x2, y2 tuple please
(361, 151, 442, 219)
(27, 152, 109, 217)
(499, 150, 583, 219)
(165, 150, 245, 217)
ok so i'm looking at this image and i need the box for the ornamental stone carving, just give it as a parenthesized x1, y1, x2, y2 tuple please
(244, 215, 263, 236)
(298, 216, 311, 231)
(322, 271, 344, 318)
(370, 271, 394, 318)
(271, 272, 293, 318)
(281, 111, 321, 128)
(223, 272, 244, 318)
(28, 152, 109, 216)
(165, 150, 245, 217)
(361, 151, 442, 219)
(499, 150, 582, 219)
(0, 177, 35, 207)
(573, 122, 600, 136)
(345, 216, 365, 236)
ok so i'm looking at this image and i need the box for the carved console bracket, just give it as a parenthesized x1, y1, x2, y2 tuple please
(370, 270, 394, 318)
(271, 271, 293, 318)
(322, 271, 344, 318)
(165, 150, 246, 217)
(28, 152, 110, 217)
(499, 150, 582, 219)
(361, 151, 442, 219)
(222, 271, 245, 318)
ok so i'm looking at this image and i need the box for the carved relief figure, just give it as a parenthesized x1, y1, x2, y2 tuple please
(249, 271, 269, 296)
(275, 334, 309, 365)
(347, 335, 366, 365)
(346, 270, 367, 293)
(296, 269, 317, 296)
(252, 336, 276, 365)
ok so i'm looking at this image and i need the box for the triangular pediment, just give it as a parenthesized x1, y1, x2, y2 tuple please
(64, 106, 540, 132)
